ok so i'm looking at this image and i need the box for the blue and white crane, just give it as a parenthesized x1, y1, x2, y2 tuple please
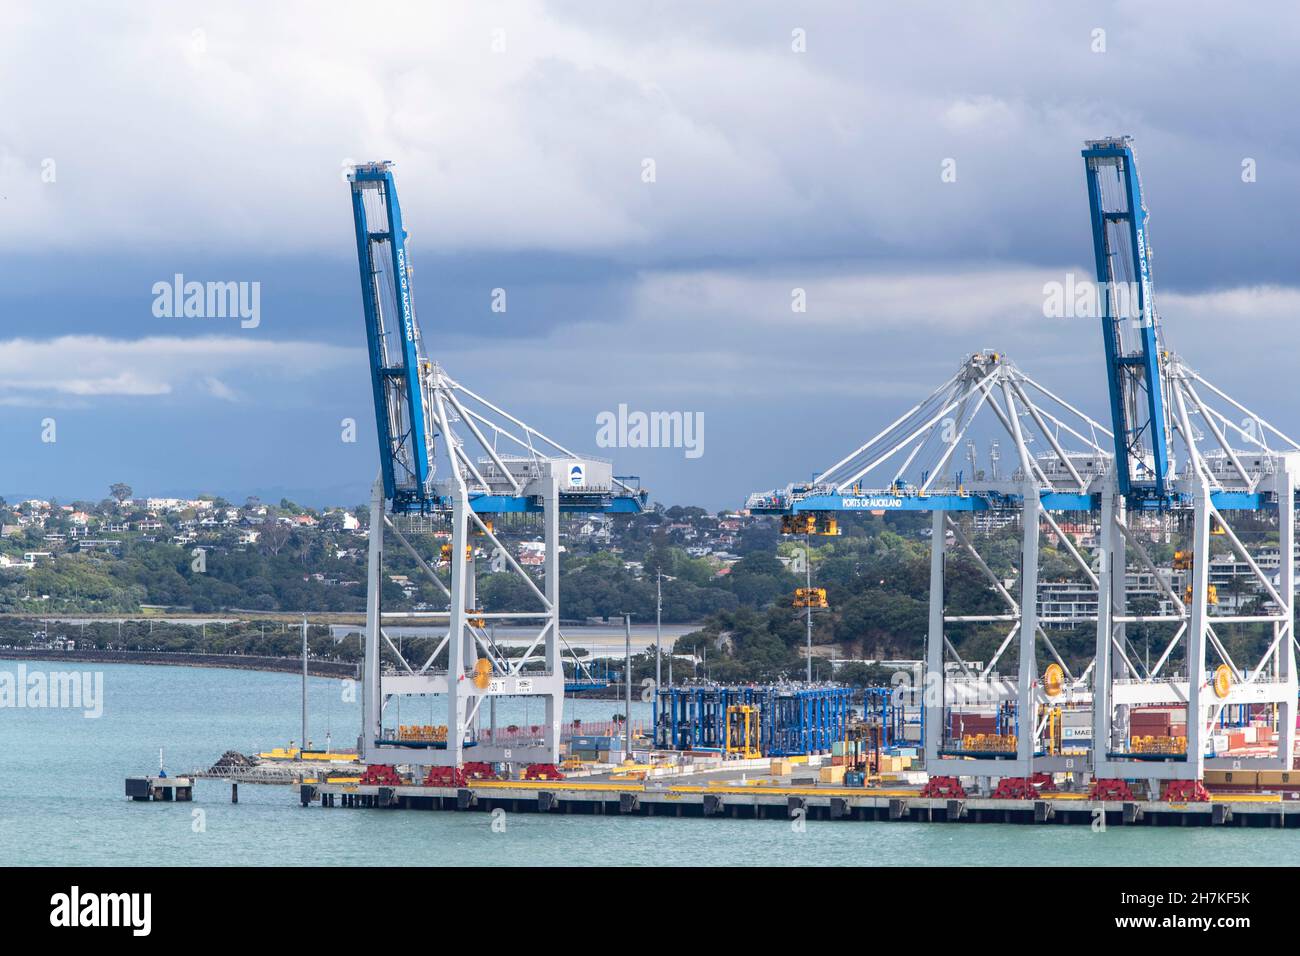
(1082, 137, 1173, 503)
(1081, 138, 1300, 786)
(347, 162, 646, 771)
(741, 137, 1300, 791)
(745, 350, 1112, 779)
(348, 162, 435, 514)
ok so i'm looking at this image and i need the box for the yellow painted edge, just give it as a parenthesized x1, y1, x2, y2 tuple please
(668, 785, 920, 798)
(1211, 793, 1281, 803)
(470, 780, 646, 792)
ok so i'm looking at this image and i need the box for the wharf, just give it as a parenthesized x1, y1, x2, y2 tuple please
(297, 776, 1300, 827)
(125, 775, 194, 802)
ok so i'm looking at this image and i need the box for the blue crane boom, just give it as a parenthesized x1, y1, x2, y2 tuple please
(348, 161, 435, 512)
(1082, 137, 1172, 501)
(347, 161, 646, 517)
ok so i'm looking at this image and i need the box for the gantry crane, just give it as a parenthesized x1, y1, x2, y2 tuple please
(745, 139, 1300, 795)
(348, 162, 646, 772)
(747, 349, 1113, 781)
(1082, 138, 1298, 790)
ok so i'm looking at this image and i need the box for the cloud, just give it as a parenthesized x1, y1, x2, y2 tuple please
(4, 3, 1300, 509)
(1160, 285, 1300, 324)
(426, 264, 1300, 411)
(0, 335, 359, 405)
(3, 272, 1297, 509)
(2, 1, 1299, 285)
(201, 376, 239, 401)
(633, 266, 1061, 333)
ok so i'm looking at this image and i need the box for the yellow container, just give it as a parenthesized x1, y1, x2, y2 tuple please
(1217, 771, 1259, 787)
(1257, 770, 1296, 787)
(818, 765, 846, 785)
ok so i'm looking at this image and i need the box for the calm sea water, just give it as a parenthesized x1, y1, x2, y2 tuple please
(1, 660, 1295, 866)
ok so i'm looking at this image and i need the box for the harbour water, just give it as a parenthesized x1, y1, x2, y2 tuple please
(1, 660, 1296, 866)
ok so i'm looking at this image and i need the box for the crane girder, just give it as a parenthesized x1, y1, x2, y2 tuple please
(1082, 136, 1172, 501)
(348, 161, 435, 511)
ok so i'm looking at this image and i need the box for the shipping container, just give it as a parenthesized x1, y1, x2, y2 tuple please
(818, 765, 846, 785)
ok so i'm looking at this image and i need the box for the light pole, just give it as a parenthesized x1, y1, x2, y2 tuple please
(301, 615, 309, 751)
(805, 532, 813, 683)
(623, 613, 633, 762)
(655, 570, 663, 693)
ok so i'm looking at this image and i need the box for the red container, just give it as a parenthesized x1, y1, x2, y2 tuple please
(1131, 713, 1173, 734)
(950, 714, 997, 736)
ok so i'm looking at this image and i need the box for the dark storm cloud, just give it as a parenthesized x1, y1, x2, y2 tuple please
(2, 1, 1298, 507)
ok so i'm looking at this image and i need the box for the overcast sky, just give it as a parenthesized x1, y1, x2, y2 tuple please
(2, 1, 1299, 509)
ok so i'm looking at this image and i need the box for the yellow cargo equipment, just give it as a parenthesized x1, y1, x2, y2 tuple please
(781, 515, 816, 535)
(793, 587, 829, 609)
(725, 704, 762, 759)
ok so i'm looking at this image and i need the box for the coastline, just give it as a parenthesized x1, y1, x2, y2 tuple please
(0, 647, 358, 679)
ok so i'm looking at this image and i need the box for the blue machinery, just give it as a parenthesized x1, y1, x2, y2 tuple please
(744, 138, 1300, 786)
(349, 163, 433, 514)
(1082, 138, 1171, 503)
(863, 686, 910, 750)
(348, 162, 647, 769)
(1082, 138, 1297, 781)
(654, 686, 852, 756)
(563, 655, 617, 694)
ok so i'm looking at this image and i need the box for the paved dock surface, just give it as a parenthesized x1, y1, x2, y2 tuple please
(299, 776, 1300, 827)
